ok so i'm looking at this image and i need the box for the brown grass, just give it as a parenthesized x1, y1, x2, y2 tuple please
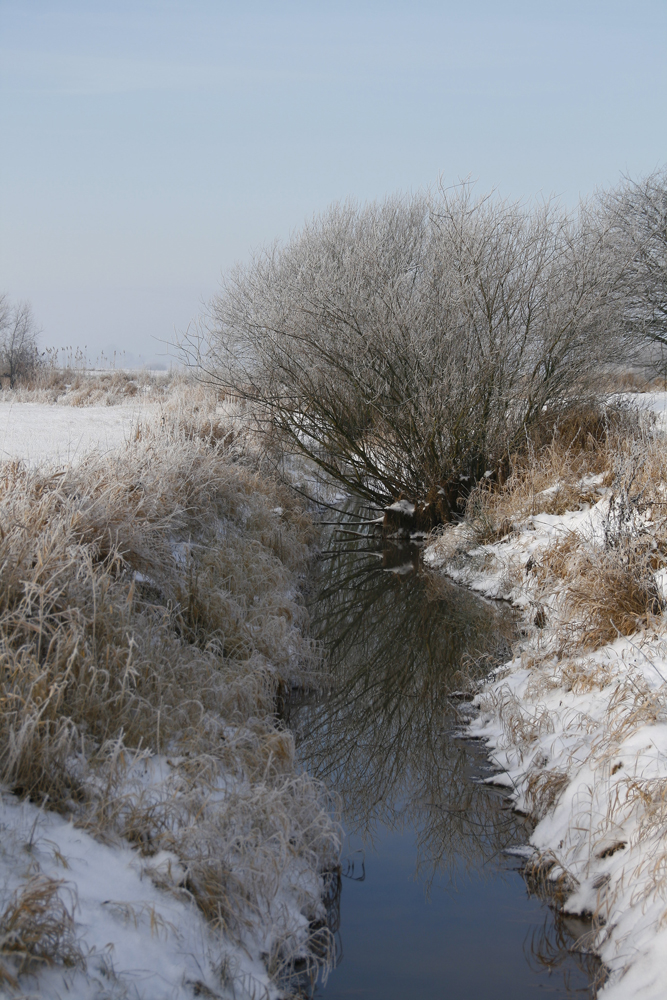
(525, 767, 570, 819)
(0, 410, 339, 991)
(0, 428, 319, 798)
(531, 530, 664, 650)
(523, 850, 578, 905)
(559, 549, 662, 649)
(458, 401, 667, 651)
(532, 435, 667, 650)
(0, 875, 83, 983)
(462, 403, 636, 542)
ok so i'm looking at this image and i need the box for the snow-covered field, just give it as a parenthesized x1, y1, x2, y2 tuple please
(425, 399, 667, 999)
(0, 401, 149, 466)
(0, 397, 336, 999)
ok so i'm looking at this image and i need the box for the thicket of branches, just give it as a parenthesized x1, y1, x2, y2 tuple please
(0, 295, 40, 388)
(603, 168, 667, 380)
(188, 178, 663, 518)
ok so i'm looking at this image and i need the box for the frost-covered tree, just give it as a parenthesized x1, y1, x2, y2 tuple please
(0, 296, 40, 388)
(603, 169, 667, 377)
(189, 185, 623, 517)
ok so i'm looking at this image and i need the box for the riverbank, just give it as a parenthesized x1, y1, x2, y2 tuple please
(0, 387, 339, 998)
(424, 395, 667, 999)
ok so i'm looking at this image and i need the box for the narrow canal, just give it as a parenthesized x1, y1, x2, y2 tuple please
(285, 513, 603, 998)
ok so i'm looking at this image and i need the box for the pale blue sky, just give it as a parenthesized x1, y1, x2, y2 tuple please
(1, 1, 666, 365)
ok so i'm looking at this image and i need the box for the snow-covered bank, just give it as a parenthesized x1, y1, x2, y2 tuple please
(424, 408, 667, 999)
(0, 398, 339, 998)
(0, 761, 333, 999)
(0, 790, 276, 998)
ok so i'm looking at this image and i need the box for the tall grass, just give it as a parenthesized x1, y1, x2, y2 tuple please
(0, 411, 340, 991)
(462, 403, 619, 537)
(0, 877, 83, 988)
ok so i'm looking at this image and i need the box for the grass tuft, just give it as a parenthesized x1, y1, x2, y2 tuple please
(0, 875, 83, 981)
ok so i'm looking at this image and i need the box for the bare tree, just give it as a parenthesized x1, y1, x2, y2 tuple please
(603, 168, 667, 378)
(187, 185, 624, 519)
(0, 296, 40, 387)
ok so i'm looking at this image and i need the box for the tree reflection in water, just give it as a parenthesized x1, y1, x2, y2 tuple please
(285, 515, 605, 996)
(287, 526, 519, 883)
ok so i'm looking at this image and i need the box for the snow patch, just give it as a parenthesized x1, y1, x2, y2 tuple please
(0, 790, 275, 1000)
(385, 499, 416, 515)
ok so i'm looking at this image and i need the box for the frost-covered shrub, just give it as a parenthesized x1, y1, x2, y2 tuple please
(191, 184, 624, 517)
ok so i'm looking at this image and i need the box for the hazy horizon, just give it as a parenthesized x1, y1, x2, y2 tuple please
(1, 0, 666, 365)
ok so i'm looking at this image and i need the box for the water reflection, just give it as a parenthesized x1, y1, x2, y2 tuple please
(525, 908, 604, 993)
(286, 515, 603, 997)
(288, 530, 519, 883)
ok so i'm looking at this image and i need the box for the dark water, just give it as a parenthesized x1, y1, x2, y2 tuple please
(285, 514, 602, 999)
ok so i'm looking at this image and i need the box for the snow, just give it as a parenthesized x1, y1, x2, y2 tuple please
(0, 789, 275, 999)
(623, 390, 667, 433)
(0, 747, 328, 998)
(0, 401, 150, 466)
(424, 458, 667, 997)
(463, 640, 667, 1000)
(385, 499, 415, 515)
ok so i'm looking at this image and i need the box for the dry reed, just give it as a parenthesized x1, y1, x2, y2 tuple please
(0, 409, 339, 993)
(0, 367, 176, 406)
(462, 403, 633, 542)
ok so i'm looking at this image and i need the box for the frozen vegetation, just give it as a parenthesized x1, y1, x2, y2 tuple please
(425, 394, 667, 998)
(1, 165, 664, 996)
(0, 378, 339, 998)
